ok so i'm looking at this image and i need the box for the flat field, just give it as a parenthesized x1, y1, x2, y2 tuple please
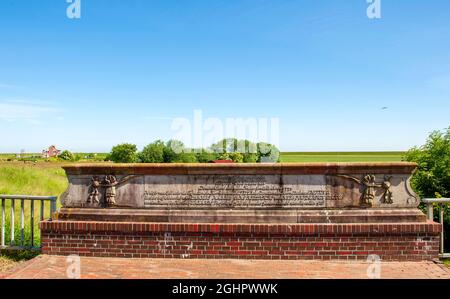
(280, 152, 405, 163)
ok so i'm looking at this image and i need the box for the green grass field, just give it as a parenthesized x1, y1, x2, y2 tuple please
(280, 152, 405, 162)
(0, 163, 68, 249)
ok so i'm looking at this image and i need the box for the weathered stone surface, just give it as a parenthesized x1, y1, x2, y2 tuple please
(46, 163, 436, 261)
(61, 163, 419, 210)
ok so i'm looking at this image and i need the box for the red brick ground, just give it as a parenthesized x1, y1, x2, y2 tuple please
(2, 255, 449, 279)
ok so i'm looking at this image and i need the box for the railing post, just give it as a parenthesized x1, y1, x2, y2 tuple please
(0, 195, 58, 250)
(10, 199, 15, 246)
(1, 198, 5, 247)
(50, 197, 57, 220)
(30, 199, 34, 247)
(40, 200, 44, 221)
(427, 203, 434, 220)
(440, 204, 445, 255)
(20, 199, 25, 247)
(422, 198, 450, 258)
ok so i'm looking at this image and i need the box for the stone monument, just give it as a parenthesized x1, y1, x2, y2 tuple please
(41, 163, 441, 260)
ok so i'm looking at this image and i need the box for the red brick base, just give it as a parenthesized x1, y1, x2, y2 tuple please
(40, 221, 441, 261)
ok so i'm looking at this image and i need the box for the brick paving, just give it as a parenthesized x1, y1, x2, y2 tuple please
(1, 255, 450, 279)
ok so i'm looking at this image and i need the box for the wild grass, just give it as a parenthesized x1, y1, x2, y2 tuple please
(0, 164, 68, 248)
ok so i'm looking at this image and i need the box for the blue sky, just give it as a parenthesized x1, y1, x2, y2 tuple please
(0, 0, 449, 153)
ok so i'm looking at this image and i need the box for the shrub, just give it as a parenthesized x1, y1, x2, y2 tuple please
(257, 142, 280, 163)
(107, 143, 138, 163)
(177, 152, 199, 163)
(163, 140, 187, 162)
(404, 126, 450, 250)
(138, 140, 165, 163)
(404, 127, 450, 199)
(196, 150, 218, 163)
(218, 152, 244, 163)
(58, 150, 75, 161)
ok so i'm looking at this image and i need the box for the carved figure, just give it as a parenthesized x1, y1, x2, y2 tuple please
(361, 174, 377, 206)
(336, 174, 394, 207)
(87, 176, 101, 204)
(381, 175, 394, 204)
(103, 175, 118, 207)
(87, 174, 138, 207)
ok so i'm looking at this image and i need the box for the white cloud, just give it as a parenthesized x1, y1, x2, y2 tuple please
(0, 100, 59, 125)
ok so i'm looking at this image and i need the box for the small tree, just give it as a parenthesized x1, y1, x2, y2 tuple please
(405, 126, 450, 250)
(177, 152, 199, 163)
(211, 138, 259, 162)
(138, 140, 166, 163)
(59, 150, 75, 161)
(404, 127, 450, 199)
(196, 149, 218, 163)
(107, 143, 138, 163)
(257, 142, 280, 163)
(163, 140, 186, 162)
(218, 152, 244, 163)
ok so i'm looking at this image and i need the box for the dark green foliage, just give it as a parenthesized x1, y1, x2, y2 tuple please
(107, 143, 138, 163)
(210, 138, 279, 163)
(177, 152, 198, 163)
(404, 127, 450, 199)
(218, 152, 244, 163)
(404, 126, 450, 250)
(58, 150, 75, 161)
(138, 140, 199, 163)
(163, 140, 184, 163)
(257, 142, 280, 163)
(110, 138, 281, 164)
(138, 140, 166, 163)
(196, 150, 218, 163)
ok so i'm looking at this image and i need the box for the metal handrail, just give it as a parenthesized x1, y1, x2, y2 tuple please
(422, 198, 450, 259)
(0, 195, 58, 250)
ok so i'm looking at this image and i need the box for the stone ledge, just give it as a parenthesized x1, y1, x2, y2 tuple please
(62, 162, 417, 175)
(41, 220, 441, 236)
(56, 208, 427, 223)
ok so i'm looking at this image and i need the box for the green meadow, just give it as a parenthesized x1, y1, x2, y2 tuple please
(0, 163, 68, 249)
(280, 152, 405, 163)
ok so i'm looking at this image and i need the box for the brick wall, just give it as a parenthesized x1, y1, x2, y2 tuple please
(40, 221, 441, 261)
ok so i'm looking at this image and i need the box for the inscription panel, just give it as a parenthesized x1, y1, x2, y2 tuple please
(143, 175, 342, 209)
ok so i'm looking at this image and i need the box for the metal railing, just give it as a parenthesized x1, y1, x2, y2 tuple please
(0, 195, 57, 250)
(422, 198, 450, 259)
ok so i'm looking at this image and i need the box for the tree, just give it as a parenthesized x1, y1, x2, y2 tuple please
(196, 150, 218, 163)
(404, 127, 450, 199)
(177, 152, 198, 163)
(218, 152, 244, 163)
(257, 142, 280, 163)
(59, 150, 75, 161)
(405, 126, 450, 250)
(138, 140, 166, 163)
(210, 138, 239, 154)
(163, 140, 186, 162)
(210, 138, 279, 163)
(107, 143, 138, 163)
(242, 140, 258, 163)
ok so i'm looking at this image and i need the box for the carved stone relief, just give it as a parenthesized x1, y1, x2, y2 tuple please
(87, 175, 137, 207)
(336, 174, 394, 207)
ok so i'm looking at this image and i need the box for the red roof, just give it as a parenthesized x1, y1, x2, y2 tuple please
(212, 160, 234, 163)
